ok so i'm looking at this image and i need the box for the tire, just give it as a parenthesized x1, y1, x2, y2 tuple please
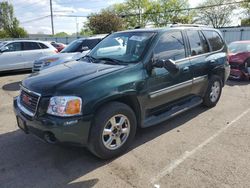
(203, 75, 222, 108)
(88, 102, 137, 159)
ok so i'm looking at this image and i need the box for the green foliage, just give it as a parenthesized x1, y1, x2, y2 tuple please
(86, 10, 124, 34)
(79, 28, 93, 37)
(193, 0, 236, 28)
(109, 0, 192, 28)
(241, 0, 250, 16)
(0, 1, 28, 38)
(241, 18, 250, 26)
(54, 32, 69, 37)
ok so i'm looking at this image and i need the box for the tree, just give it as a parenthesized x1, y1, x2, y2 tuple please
(241, 18, 250, 26)
(86, 10, 124, 34)
(241, 0, 250, 16)
(54, 32, 68, 37)
(0, 1, 27, 38)
(193, 0, 236, 28)
(110, 0, 193, 28)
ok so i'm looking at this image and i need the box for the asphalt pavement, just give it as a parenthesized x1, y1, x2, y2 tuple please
(0, 73, 250, 188)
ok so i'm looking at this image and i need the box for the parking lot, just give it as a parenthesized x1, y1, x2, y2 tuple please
(0, 72, 250, 188)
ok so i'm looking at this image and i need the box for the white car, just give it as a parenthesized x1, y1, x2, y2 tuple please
(0, 40, 57, 72)
(32, 35, 107, 72)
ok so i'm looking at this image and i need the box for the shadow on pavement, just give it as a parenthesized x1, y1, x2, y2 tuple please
(226, 79, 250, 86)
(0, 70, 31, 77)
(2, 81, 21, 91)
(0, 106, 208, 188)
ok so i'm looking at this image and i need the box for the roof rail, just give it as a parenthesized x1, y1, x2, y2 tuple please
(170, 23, 213, 28)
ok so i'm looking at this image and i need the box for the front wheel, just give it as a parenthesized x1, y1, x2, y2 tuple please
(88, 102, 136, 159)
(203, 76, 222, 107)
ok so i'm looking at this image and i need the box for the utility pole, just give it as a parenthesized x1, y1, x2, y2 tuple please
(50, 0, 54, 35)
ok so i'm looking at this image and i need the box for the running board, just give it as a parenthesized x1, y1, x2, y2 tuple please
(143, 97, 203, 128)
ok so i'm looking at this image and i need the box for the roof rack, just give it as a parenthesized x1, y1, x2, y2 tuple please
(170, 23, 213, 28)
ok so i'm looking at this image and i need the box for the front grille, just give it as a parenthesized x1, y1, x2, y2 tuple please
(19, 88, 40, 115)
(33, 61, 43, 72)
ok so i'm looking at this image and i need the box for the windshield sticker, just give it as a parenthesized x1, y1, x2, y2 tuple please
(130, 36, 147, 42)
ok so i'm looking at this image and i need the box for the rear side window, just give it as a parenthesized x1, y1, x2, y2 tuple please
(82, 39, 101, 49)
(39, 43, 49, 49)
(154, 31, 186, 61)
(23, 42, 41, 50)
(203, 30, 224, 51)
(186, 30, 209, 56)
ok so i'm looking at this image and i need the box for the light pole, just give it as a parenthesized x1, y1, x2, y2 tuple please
(50, 0, 54, 35)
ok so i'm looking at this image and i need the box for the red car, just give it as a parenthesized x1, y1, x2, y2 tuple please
(228, 41, 250, 80)
(50, 41, 66, 52)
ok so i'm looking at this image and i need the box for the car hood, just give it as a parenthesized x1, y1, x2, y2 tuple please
(22, 61, 125, 96)
(38, 52, 81, 61)
(228, 52, 250, 64)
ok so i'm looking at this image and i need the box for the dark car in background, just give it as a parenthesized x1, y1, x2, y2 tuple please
(228, 41, 250, 80)
(14, 25, 229, 159)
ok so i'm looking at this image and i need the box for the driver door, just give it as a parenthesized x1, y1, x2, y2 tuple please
(146, 31, 193, 109)
(0, 42, 25, 71)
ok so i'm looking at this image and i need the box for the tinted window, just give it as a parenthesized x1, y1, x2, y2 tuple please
(38, 43, 49, 49)
(61, 40, 84, 53)
(5, 42, 22, 52)
(203, 30, 224, 51)
(23, 42, 41, 50)
(83, 39, 101, 49)
(187, 30, 209, 56)
(154, 31, 186, 61)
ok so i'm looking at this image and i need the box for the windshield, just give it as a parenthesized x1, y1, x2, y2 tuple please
(0, 42, 7, 49)
(61, 40, 84, 53)
(228, 42, 250, 53)
(89, 32, 155, 64)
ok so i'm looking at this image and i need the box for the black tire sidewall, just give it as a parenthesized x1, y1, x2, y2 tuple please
(203, 76, 222, 107)
(88, 102, 137, 159)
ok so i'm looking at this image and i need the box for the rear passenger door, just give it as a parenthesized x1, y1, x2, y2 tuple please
(22, 42, 44, 69)
(185, 29, 210, 95)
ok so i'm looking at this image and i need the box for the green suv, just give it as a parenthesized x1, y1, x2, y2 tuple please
(14, 25, 230, 159)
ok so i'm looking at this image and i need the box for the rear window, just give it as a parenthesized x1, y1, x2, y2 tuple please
(38, 43, 49, 49)
(23, 42, 41, 50)
(203, 30, 224, 51)
(187, 30, 209, 56)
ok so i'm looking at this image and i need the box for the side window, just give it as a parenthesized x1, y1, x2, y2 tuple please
(203, 30, 224, 51)
(23, 42, 41, 51)
(5, 42, 22, 52)
(38, 43, 49, 49)
(154, 31, 186, 61)
(187, 30, 209, 56)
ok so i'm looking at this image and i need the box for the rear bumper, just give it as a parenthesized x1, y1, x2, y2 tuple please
(13, 97, 93, 146)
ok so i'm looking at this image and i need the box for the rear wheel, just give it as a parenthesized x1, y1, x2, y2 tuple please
(88, 102, 136, 159)
(203, 76, 222, 107)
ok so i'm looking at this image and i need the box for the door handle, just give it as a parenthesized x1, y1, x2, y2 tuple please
(183, 66, 190, 72)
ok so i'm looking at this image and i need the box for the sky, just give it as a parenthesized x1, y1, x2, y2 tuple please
(7, 0, 221, 35)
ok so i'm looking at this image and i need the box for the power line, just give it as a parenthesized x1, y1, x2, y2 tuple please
(20, 15, 51, 24)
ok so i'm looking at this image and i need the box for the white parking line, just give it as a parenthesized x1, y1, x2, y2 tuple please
(151, 108, 250, 185)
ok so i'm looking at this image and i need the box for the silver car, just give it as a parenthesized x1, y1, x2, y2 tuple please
(33, 35, 107, 72)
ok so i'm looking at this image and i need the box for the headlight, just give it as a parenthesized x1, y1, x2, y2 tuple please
(47, 96, 82, 117)
(43, 58, 59, 67)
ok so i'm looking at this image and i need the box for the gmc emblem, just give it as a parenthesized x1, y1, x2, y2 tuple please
(22, 94, 31, 105)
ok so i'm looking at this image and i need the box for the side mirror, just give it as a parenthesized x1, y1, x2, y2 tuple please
(153, 59, 179, 74)
(0, 46, 9, 53)
(81, 46, 89, 52)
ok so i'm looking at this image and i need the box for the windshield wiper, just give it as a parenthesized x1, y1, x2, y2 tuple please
(96, 57, 124, 65)
(81, 55, 96, 63)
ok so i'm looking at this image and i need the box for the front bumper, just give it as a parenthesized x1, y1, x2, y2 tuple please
(13, 97, 92, 146)
(229, 68, 250, 80)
